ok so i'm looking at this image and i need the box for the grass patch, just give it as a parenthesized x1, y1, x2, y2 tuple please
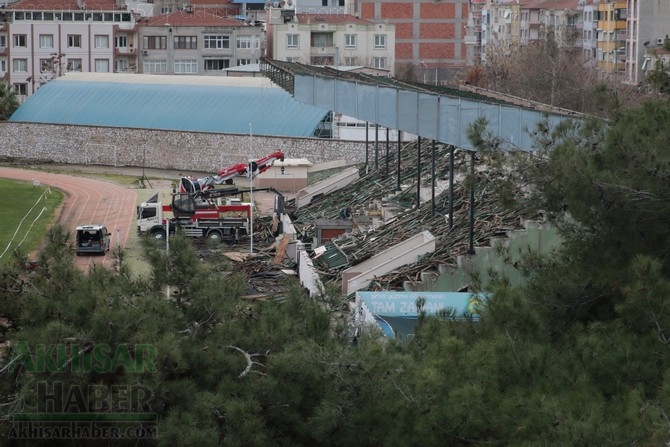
(0, 178, 64, 263)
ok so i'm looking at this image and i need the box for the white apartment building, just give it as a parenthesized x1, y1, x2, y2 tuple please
(1, 0, 138, 101)
(480, 0, 595, 64)
(625, 0, 670, 85)
(580, 2, 598, 60)
(139, 9, 264, 74)
(268, 10, 395, 74)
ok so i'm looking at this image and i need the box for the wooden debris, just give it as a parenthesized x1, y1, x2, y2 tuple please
(223, 252, 250, 262)
(287, 141, 539, 291)
(272, 235, 290, 265)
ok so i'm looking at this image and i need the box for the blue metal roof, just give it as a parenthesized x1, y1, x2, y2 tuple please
(10, 75, 330, 137)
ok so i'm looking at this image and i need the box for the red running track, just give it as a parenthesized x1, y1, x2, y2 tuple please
(0, 167, 137, 270)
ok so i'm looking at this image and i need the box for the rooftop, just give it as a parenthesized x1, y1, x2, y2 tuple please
(5, 0, 118, 10)
(145, 8, 241, 27)
(9, 73, 330, 137)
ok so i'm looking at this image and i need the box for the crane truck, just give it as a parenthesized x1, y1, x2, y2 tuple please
(136, 189, 252, 243)
(180, 150, 285, 195)
(136, 185, 286, 243)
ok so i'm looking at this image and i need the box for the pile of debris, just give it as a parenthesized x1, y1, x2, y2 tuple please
(289, 140, 538, 291)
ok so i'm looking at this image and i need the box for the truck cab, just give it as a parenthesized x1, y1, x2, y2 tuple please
(75, 225, 111, 255)
(137, 202, 167, 239)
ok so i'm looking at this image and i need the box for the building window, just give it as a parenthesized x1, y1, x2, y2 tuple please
(12, 58, 27, 72)
(345, 34, 356, 48)
(13, 34, 27, 48)
(236, 36, 252, 49)
(115, 59, 129, 72)
(310, 56, 334, 65)
(95, 35, 109, 48)
(204, 35, 230, 49)
(373, 57, 386, 69)
(68, 59, 82, 71)
(174, 59, 197, 73)
(95, 59, 109, 72)
(174, 36, 197, 50)
(160, 7, 172, 14)
(40, 58, 53, 72)
(321, 0, 327, 5)
(68, 34, 81, 48)
(311, 33, 333, 48)
(204, 59, 229, 70)
(287, 34, 299, 49)
(144, 36, 167, 50)
(13, 83, 27, 96)
(238, 59, 251, 65)
(374, 34, 386, 49)
(115, 35, 128, 49)
(0, 35, 6, 49)
(39, 34, 53, 49)
(143, 59, 167, 74)
(0, 59, 6, 73)
(344, 57, 357, 65)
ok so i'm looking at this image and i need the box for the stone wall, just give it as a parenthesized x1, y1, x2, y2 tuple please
(0, 122, 369, 171)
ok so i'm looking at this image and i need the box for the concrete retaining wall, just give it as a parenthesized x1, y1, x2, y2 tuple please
(0, 122, 368, 171)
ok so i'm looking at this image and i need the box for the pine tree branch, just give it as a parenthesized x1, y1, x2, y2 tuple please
(224, 345, 266, 378)
(0, 355, 21, 376)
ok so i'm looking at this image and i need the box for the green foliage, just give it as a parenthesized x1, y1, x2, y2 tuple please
(5, 98, 670, 445)
(647, 59, 670, 95)
(0, 82, 19, 120)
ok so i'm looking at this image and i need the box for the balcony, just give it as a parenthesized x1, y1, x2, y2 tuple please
(310, 45, 336, 57)
(464, 35, 480, 45)
(114, 46, 137, 56)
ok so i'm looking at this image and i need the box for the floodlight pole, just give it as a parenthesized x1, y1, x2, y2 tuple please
(141, 146, 152, 188)
(166, 220, 170, 300)
(249, 123, 254, 256)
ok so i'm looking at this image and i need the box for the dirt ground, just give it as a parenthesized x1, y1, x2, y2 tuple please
(0, 163, 288, 273)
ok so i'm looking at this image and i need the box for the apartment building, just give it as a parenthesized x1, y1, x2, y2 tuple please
(596, 0, 626, 80)
(0, 0, 138, 101)
(625, 0, 670, 85)
(580, 1, 598, 60)
(484, 0, 585, 48)
(268, 10, 395, 74)
(464, 0, 486, 65)
(139, 8, 263, 74)
(355, 0, 469, 85)
(480, 0, 519, 61)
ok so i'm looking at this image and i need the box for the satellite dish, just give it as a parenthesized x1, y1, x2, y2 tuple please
(272, 1, 279, 7)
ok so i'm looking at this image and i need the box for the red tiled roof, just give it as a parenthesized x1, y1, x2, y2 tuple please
(518, 0, 586, 9)
(190, 0, 234, 5)
(295, 13, 374, 26)
(6, 0, 118, 10)
(144, 8, 241, 27)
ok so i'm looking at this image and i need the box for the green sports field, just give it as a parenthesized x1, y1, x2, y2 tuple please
(0, 178, 64, 263)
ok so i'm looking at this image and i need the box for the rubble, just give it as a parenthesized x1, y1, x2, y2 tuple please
(288, 140, 537, 291)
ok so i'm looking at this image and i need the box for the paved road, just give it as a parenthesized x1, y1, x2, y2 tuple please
(0, 167, 137, 270)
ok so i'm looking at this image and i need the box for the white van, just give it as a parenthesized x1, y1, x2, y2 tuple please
(75, 225, 111, 255)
